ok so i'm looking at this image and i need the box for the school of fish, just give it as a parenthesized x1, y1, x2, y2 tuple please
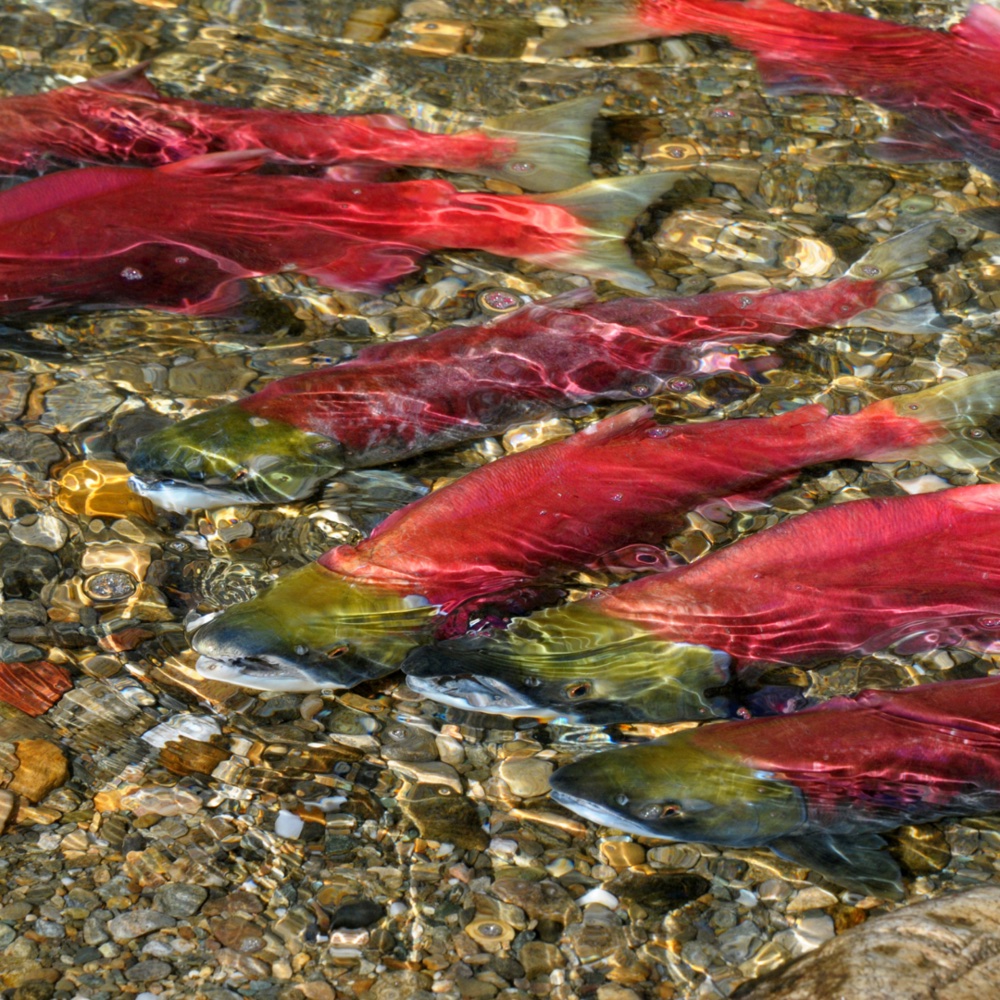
(6, 0, 1000, 904)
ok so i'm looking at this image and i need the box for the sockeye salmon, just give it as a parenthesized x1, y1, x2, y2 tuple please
(189, 373, 1000, 695)
(127, 222, 945, 511)
(405, 475, 1000, 724)
(549, 675, 1000, 898)
(0, 65, 600, 191)
(0, 150, 675, 314)
(541, 0, 1000, 180)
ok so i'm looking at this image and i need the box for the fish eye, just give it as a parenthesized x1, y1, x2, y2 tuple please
(564, 681, 592, 700)
(233, 468, 249, 481)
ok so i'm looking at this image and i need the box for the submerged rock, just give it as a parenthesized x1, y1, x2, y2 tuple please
(738, 887, 1000, 999)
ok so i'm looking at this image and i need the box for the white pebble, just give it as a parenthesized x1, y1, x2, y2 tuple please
(897, 474, 950, 495)
(274, 809, 305, 840)
(577, 887, 619, 909)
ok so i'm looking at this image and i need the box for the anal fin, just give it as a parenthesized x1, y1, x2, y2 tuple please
(769, 832, 905, 900)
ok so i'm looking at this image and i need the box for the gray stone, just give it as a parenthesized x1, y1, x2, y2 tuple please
(741, 886, 1000, 999)
(153, 882, 209, 918)
(107, 909, 176, 942)
(83, 914, 110, 945)
(124, 958, 173, 982)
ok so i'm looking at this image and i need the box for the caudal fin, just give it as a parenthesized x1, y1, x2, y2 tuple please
(845, 220, 952, 282)
(527, 172, 690, 290)
(851, 371, 1000, 470)
(479, 96, 602, 192)
(537, 11, 663, 57)
(841, 285, 948, 335)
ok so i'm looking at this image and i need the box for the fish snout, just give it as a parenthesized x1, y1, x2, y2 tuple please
(189, 605, 368, 692)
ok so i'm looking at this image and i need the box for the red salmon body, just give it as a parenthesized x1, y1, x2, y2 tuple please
(0, 66, 600, 191)
(0, 154, 673, 312)
(318, 388, 965, 614)
(597, 483, 1000, 664)
(188, 373, 1000, 691)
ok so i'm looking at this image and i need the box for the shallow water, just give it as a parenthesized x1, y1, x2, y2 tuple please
(1, 0, 1000, 997)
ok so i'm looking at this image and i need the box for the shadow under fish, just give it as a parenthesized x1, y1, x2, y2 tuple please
(548, 675, 1000, 899)
(127, 222, 949, 511)
(190, 373, 1000, 695)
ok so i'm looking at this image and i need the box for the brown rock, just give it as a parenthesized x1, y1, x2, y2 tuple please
(7, 740, 69, 803)
(739, 886, 1000, 999)
(0, 661, 72, 717)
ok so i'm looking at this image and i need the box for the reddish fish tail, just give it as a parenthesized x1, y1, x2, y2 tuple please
(476, 96, 603, 192)
(846, 371, 1000, 470)
(525, 172, 690, 291)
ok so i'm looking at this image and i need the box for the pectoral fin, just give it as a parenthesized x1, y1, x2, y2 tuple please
(769, 832, 905, 900)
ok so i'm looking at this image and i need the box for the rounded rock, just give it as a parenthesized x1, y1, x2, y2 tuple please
(153, 883, 208, 919)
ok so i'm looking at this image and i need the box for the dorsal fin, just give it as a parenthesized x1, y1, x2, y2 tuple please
(157, 149, 279, 176)
(83, 62, 163, 99)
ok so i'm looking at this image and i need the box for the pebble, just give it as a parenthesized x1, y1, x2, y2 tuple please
(153, 883, 208, 918)
(9, 512, 69, 552)
(275, 809, 305, 839)
(577, 888, 619, 910)
(785, 887, 839, 913)
(107, 910, 177, 942)
(125, 959, 173, 982)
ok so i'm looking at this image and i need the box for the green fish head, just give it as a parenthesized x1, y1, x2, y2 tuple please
(403, 603, 732, 724)
(550, 734, 806, 847)
(127, 403, 345, 510)
(191, 562, 438, 692)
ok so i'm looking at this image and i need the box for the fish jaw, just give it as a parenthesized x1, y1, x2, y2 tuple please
(402, 602, 732, 725)
(549, 734, 807, 847)
(188, 561, 439, 692)
(127, 402, 344, 509)
(404, 671, 563, 721)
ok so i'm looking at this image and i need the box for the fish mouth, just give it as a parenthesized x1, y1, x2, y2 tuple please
(548, 784, 663, 839)
(404, 672, 559, 719)
(128, 475, 261, 512)
(186, 562, 439, 692)
(194, 653, 354, 693)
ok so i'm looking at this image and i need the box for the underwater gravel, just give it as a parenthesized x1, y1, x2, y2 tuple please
(1, 0, 1000, 998)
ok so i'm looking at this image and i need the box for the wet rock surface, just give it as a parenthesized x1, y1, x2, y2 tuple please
(0, 0, 998, 997)
(737, 886, 1000, 999)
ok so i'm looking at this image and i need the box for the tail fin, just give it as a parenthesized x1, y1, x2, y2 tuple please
(851, 371, 1000, 470)
(479, 96, 602, 192)
(527, 172, 690, 290)
(537, 11, 663, 57)
(841, 285, 948, 335)
(845, 220, 949, 282)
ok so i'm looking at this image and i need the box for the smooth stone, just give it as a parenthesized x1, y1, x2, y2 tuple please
(741, 886, 1000, 999)
(328, 900, 384, 930)
(497, 757, 553, 799)
(107, 909, 176, 942)
(9, 512, 68, 552)
(124, 959, 173, 983)
(153, 883, 208, 918)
